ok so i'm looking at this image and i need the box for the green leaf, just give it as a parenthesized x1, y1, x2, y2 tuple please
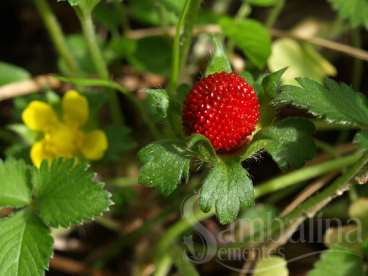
(268, 39, 336, 85)
(275, 78, 368, 128)
(220, 17, 271, 68)
(58, 34, 96, 75)
(0, 62, 30, 86)
(308, 245, 365, 276)
(0, 159, 32, 208)
(8, 124, 38, 145)
(32, 159, 111, 227)
(144, 89, 170, 121)
(138, 140, 191, 195)
(94, 2, 122, 31)
(254, 256, 289, 276)
(103, 125, 136, 162)
(0, 210, 53, 276)
(205, 36, 232, 76)
(129, 36, 173, 76)
(245, 118, 316, 169)
(200, 158, 254, 224)
(129, 0, 185, 25)
(328, 0, 368, 28)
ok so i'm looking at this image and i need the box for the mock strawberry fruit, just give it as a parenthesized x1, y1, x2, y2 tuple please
(182, 72, 260, 152)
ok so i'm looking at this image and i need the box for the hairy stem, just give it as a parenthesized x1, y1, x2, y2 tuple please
(34, 0, 80, 75)
(78, 11, 123, 125)
(255, 152, 362, 198)
(168, 0, 202, 96)
(225, 151, 368, 251)
(153, 151, 364, 271)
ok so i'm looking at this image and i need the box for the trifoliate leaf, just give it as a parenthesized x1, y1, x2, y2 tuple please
(254, 256, 289, 276)
(138, 140, 191, 195)
(0, 210, 53, 276)
(0, 62, 30, 86)
(200, 158, 254, 224)
(103, 125, 136, 162)
(220, 17, 271, 68)
(144, 89, 170, 121)
(0, 159, 32, 208)
(268, 39, 336, 85)
(244, 118, 316, 170)
(205, 36, 232, 76)
(32, 159, 111, 227)
(308, 245, 365, 276)
(328, 0, 368, 28)
(275, 78, 368, 128)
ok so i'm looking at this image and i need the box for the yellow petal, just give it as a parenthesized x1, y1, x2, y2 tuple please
(81, 130, 108, 160)
(45, 123, 81, 157)
(22, 101, 59, 131)
(31, 140, 53, 168)
(62, 90, 89, 127)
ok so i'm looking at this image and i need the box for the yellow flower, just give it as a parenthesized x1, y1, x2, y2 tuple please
(22, 90, 108, 167)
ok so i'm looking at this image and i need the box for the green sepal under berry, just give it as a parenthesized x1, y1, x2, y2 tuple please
(257, 68, 287, 126)
(274, 78, 368, 128)
(0, 210, 53, 276)
(205, 35, 232, 76)
(200, 157, 254, 224)
(243, 118, 316, 170)
(32, 158, 112, 228)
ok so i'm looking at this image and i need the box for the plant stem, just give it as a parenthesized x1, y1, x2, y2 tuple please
(154, 255, 172, 276)
(352, 28, 363, 90)
(255, 152, 362, 198)
(153, 151, 363, 267)
(266, 0, 285, 28)
(171, 244, 200, 276)
(78, 11, 123, 125)
(34, 0, 80, 75)
(168, 0, 202, 97)
(225, 151, 368, 250)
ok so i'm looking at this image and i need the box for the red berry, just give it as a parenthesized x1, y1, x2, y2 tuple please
(182, 72, 260, 152)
